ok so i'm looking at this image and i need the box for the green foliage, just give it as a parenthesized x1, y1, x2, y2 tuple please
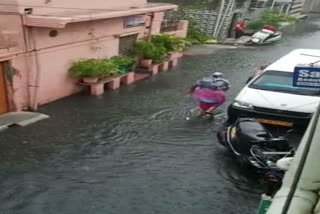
(98, 60, 119, 77)
(171, 36, 189, 51)
(247, 10, 297, 30)
(186, 19, 213, 44)
(152, 45, 168, 63)
(69, 59, 118, 78)
(134, 40, 168, 63)
(134, 34, 189, 63)
(134, 41, 158, 59)
(246, 20, 265, 30)
(3, 61, 19, 83)
(152, 34, 176, 52)
(151, 34, 188, 52)
(110, 55, 137, 72)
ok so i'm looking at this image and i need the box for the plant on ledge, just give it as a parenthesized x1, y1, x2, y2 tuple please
(134, 41, 167, 66)
(151, 34, 188, 56)
(110, 55, 137, 73)
(152, 34, 176, 52)
(134, 41, 157, 66)
(69, 59, 118, 83)
(246, 10, 298, 30)
(151, 45, 167, 64)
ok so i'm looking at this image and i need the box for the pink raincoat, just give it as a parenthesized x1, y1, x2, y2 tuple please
(192, 88, 226, 111)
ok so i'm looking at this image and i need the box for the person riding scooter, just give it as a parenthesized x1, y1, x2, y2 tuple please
(189, 72, 230, 117)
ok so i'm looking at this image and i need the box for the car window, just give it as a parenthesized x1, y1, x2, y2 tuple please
(249, 70, 320, 96)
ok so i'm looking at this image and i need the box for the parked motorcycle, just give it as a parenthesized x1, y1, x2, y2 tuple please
(246, 29, 282, 45)
(217, 118, 292, 157)
(217, 118, 294, 196)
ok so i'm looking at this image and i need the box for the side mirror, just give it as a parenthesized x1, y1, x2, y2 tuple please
(276, 157, 294, 171)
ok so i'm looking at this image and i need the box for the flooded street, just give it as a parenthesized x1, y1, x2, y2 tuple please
(1, 16, 320, 214)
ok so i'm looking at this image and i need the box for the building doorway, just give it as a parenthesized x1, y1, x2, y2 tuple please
(0, 63, 8, 115)
(119, 34, 138, 56)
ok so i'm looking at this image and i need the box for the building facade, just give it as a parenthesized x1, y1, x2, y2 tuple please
(0, 0, 186, 114)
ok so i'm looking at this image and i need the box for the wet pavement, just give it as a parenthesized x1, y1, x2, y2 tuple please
(1, 16, 320, 214)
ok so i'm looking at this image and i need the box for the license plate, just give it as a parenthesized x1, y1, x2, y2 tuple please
(256, 119, 293, 127)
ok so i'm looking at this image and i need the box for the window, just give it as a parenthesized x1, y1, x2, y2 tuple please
(124, 16, 145, 28)
(249, 70, 320, 96)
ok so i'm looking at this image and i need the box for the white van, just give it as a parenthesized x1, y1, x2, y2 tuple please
(228, 49, 320, 127)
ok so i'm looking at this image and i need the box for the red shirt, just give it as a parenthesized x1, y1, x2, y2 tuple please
(235, 21, 245, 31)
(263, 25, 276, 32)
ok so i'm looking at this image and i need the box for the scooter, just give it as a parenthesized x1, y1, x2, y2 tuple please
(217, 118, 293, 158)
(246, 29, 282, 45)
(217, 118, 294, 195)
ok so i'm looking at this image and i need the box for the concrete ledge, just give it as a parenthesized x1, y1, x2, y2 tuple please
(0, 112, 49, 131)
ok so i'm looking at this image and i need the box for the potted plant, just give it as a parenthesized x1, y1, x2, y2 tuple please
(99, 59, 119, 78)
(152, 34, 187, 60)
(110, 55, 137, 73)
(152, 34, 175, 52)
(151, 45, 167, 64)
(69, 59, 118, 83)
(134, 41, 157, 67)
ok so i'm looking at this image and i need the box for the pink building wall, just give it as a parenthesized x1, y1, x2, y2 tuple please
(0, 13, 30, 111)
(0, 1, 186, 112)
(1, 0, 147, 13)
(29, 17, 147, 107)
(28, 18, 146, 50)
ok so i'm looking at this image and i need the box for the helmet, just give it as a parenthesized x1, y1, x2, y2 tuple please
(212, 72, 224, 78)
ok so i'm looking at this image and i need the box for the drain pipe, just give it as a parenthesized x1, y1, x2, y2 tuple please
(31, 48, 41, 111)
(27, 26, 41, 111)
(20, 14, 34, 111)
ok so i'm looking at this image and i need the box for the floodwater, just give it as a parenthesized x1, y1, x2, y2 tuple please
(1, 16, 320, 214)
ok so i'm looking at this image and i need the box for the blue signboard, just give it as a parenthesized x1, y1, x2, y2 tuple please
(293, 65, 320, 88)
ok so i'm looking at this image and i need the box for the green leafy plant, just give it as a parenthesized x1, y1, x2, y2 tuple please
(152, 34, 188, 53)
(186, 19, 213, 44)
(247, 10, 297, 30)
(152, 45, 167, 63)
(152, 34, 176, 52)
(134, 40, 167, 63)
(134, 41, 157, 59)
(69, 59, 118, 78)
(110, 55, 137, 73)
(171, 36, 189, 51)
(98, 59, 119, 77)
(246, 20, 265, 30)
(3, 61, 19, 83)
